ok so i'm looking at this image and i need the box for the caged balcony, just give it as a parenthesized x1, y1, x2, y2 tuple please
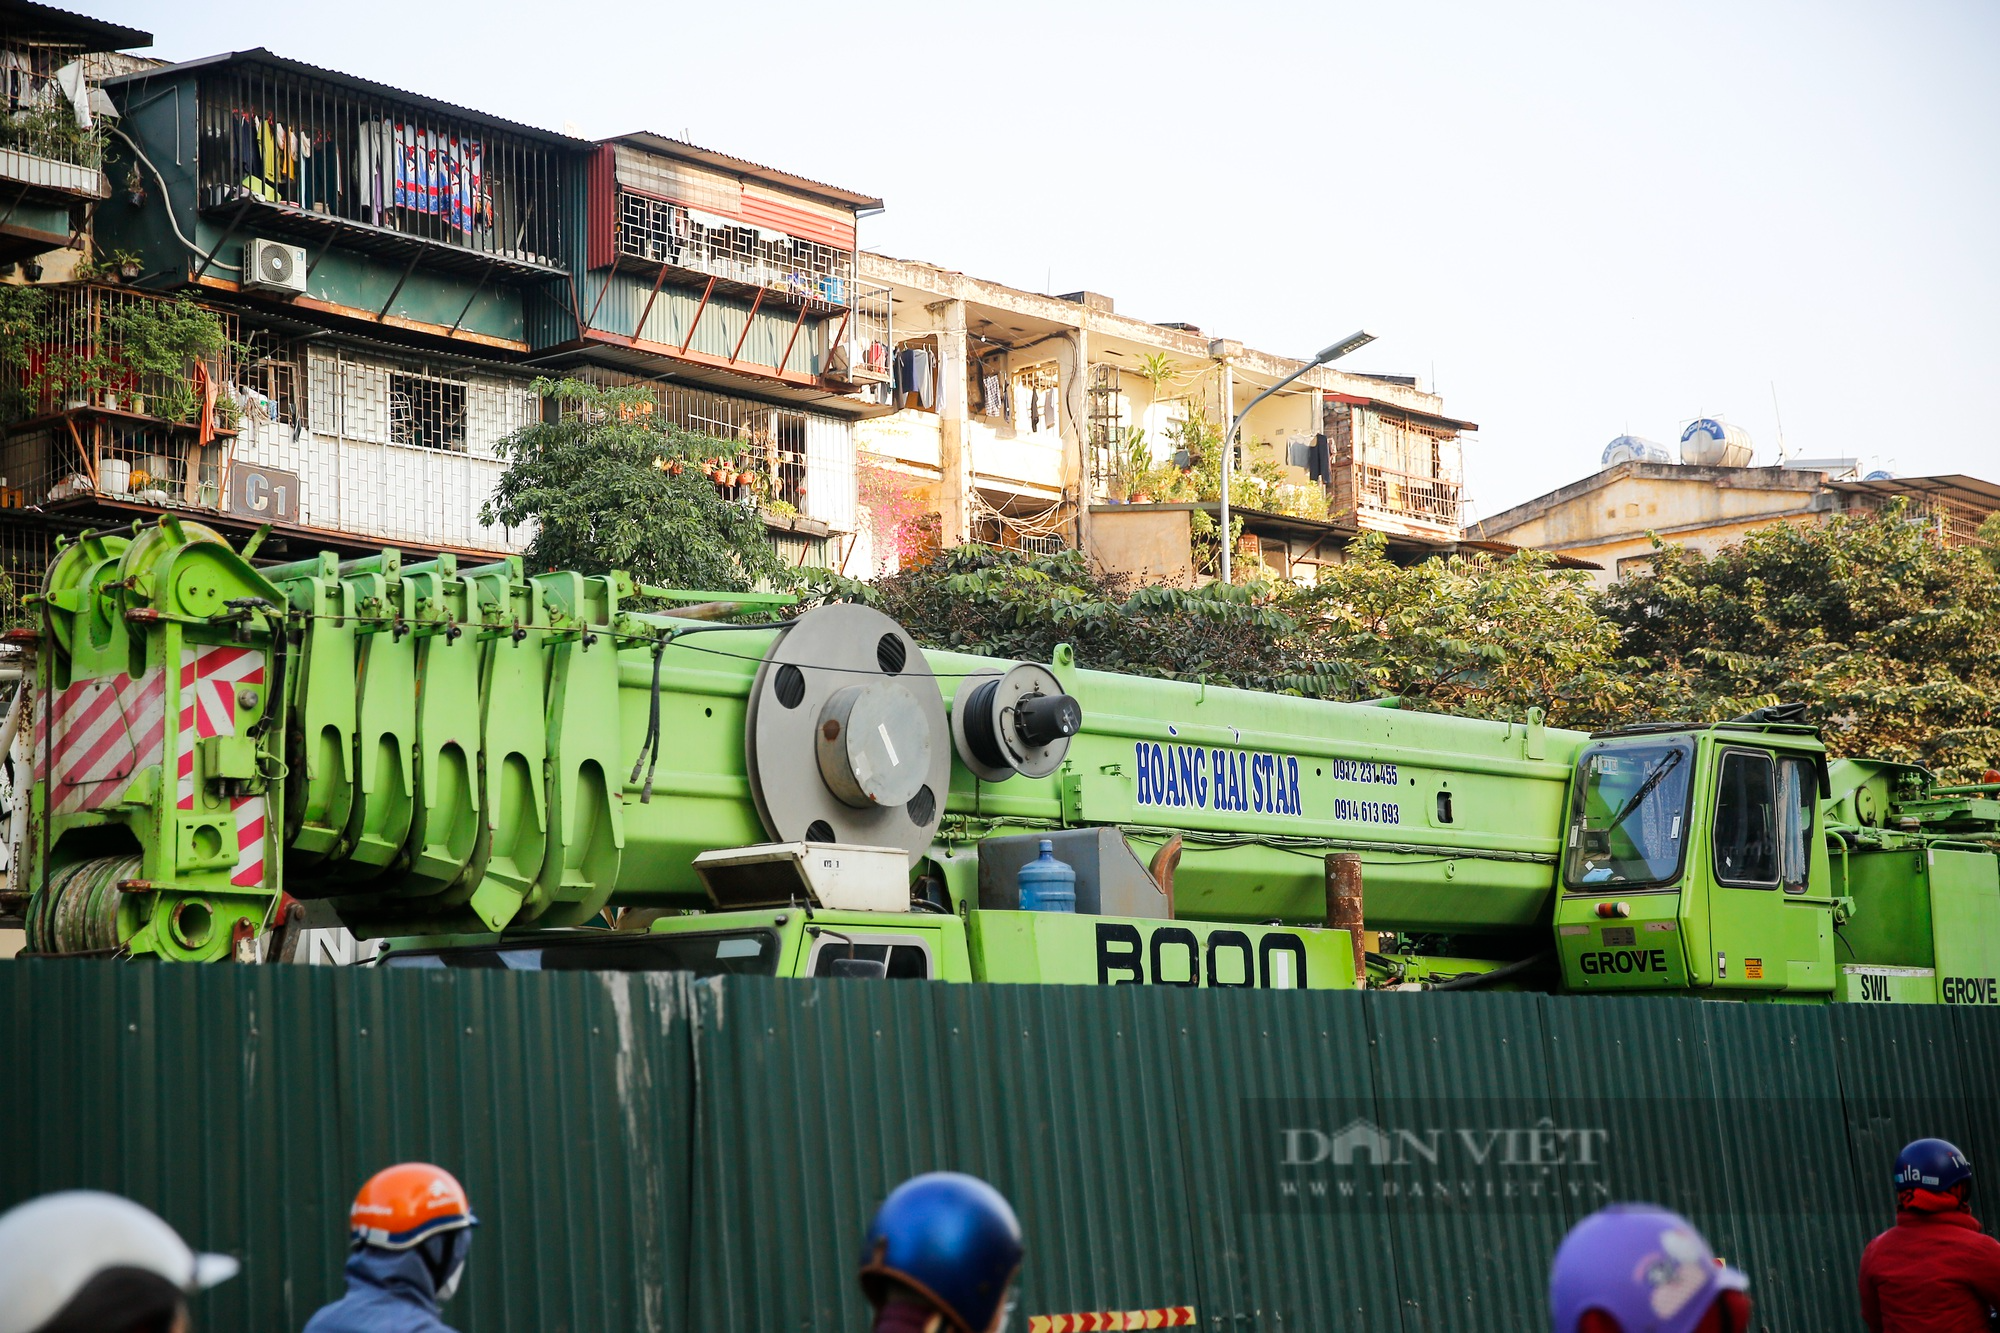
(0, 284, 249, 514)
(191, 57, 571, 277)
(595, 137, 891, 388)
(0, 61, 112, 203)
(1324, 394, 1469, 541)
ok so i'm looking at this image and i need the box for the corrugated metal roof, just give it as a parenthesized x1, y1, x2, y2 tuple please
(612, 132, 883, 212)
(101, 49, 591, 148)
(1826, 472, 2000, 513)
(1325, 391, 1479, 434)
(0, 0, 149, 50)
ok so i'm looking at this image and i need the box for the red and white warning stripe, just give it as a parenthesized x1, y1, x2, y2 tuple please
(174, 645, 269, 889)
(36, 667, 166, 815)
(1027, 1309, 1198, 1332)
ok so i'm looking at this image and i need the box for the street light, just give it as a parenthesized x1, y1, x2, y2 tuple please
(1219, 329, 1376, 585)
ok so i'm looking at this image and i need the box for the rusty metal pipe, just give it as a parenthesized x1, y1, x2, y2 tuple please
(1325, 852, 1365, 986)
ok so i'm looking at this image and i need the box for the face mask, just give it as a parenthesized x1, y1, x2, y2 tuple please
(422, 1230, 471, 1303)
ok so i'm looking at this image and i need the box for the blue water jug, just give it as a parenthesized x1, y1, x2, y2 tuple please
(1016, 839, 1076, 913)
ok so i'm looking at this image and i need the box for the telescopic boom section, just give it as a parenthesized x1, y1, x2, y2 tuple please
(30, 519, 1991, 1001)
(20, 520, 1586, 962)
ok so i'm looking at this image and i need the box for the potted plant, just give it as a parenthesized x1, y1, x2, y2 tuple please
(109, 250, 144, 282)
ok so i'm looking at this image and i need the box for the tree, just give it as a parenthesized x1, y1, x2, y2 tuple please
(858, 537, 1624, 718)
(483, 378, 789, 592)
(1596, 506, 2000, 778)
(862, 544, 1340, 694)
(1286, 534, 1630, 728)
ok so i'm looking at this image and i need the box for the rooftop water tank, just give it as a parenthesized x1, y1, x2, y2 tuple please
(1680, 418, 1754, 468)
(1601, 435, 1675, 468)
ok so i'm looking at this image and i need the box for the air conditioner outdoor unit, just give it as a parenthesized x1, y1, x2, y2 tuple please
(242, 238, 306, 296)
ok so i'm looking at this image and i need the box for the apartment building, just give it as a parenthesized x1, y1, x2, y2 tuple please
(849, 253, 1482, 583)
(0, 22, 892, 618)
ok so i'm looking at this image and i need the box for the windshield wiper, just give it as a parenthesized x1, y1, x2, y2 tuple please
(1601, 748, 1686, 834)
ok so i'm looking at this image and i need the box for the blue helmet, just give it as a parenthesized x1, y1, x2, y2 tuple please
(1550, 1204, 1750, 1333)
(859, 1172, 1023, 1333)
(1894, 1138, 1971, 1201)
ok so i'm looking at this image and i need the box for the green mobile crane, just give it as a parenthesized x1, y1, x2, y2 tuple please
(13, 518, 1998, 1003)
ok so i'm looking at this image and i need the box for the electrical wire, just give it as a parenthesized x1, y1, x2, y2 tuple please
(110, 126, 242, 273)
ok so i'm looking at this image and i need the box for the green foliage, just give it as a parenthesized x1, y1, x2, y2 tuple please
(482, 378, 790, 592)
(1, 100, 103, 169)
(103, 296, 227, 378)
(863, 544, 1349, 695)
(860, 538, 1619, 714)
(841, 503, 2000, 777)
(1596, 505, 2000, 778)
(1288, 534, 1630, 727)
(1135, 352, 1181, 396)
(1978, 511, 2000, 573)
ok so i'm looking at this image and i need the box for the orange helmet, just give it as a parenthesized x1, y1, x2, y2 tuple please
(348, 1163, 477, 1251)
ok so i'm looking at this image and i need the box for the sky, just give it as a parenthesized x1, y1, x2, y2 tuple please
(93, 0, 2000, 521)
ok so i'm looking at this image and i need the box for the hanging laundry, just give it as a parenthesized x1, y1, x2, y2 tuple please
(51, 61, 90, 130)
(255, 119, 297, 202)
(356, 119, 395, 221)
(1307, 434, 1332, 483)
(893, 347, 936, 411)
(0, 50, 30, 112)
(980, 373, 1004, 417)
(361, 124, 488, 232)
(1027, 386, 1040, 432)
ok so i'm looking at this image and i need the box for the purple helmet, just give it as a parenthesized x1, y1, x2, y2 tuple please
(1550, 1204, 1750, 1333)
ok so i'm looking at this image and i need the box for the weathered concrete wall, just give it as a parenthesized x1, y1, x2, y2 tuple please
(1478, 464, 1840, 584)
(1088, 506, 1196, 587)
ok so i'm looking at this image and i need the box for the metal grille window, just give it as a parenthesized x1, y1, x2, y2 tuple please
(616, 189, 854, 307)
(196, 62, 567, 272)
(389, 370, 466, 451)
(566, 371, 854, 527)
(235, 334, 306, 428)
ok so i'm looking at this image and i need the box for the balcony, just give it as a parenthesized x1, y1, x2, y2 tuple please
(617, 189, 852, 314)
(1352, 461, 1463, 532)
(0, 62, 112, 265)
(0, 284, 247, 514)
(0, 75, 106, 195)
(191, 60, 570, 278)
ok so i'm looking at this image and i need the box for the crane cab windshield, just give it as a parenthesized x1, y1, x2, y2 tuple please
(1564, 738, 1696, 890)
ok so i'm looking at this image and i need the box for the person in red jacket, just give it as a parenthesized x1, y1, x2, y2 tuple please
(1859, 1137, 2000, 1332)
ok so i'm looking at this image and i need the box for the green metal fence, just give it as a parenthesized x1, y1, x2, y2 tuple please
(2, 963, 1992, 1332)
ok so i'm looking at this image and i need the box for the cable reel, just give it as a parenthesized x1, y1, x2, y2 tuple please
(949, 663, 1080, 782)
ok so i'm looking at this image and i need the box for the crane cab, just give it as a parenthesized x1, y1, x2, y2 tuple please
(1554, 721, 1836, 997)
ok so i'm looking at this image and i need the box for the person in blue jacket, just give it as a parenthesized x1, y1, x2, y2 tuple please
(303, 1163, 477, 1333)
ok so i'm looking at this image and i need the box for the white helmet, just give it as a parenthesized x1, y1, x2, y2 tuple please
(0, 1191, 238, 1333)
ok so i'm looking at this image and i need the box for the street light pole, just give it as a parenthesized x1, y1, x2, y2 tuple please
(1218, 330, 1377, 585)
